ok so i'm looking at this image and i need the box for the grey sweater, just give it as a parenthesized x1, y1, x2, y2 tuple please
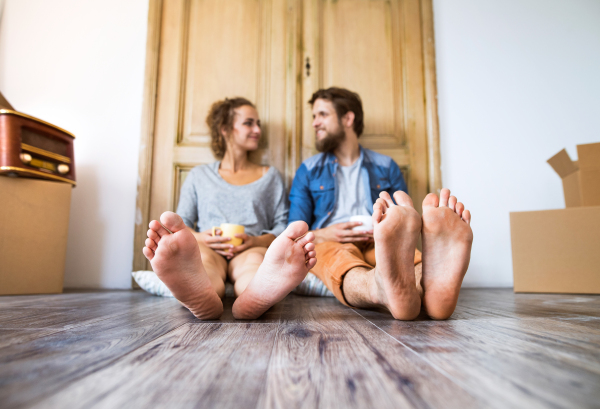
(176, 162, 289, 237)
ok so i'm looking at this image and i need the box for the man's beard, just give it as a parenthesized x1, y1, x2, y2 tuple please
(315, 126, 345, 153)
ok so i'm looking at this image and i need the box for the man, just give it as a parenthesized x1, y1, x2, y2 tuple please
(289, 87, 473, 320)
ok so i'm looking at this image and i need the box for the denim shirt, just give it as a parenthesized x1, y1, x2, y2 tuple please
(288, 147, 408, 230)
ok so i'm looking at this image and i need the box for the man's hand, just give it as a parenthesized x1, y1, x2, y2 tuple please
(312, 221, 373, 244)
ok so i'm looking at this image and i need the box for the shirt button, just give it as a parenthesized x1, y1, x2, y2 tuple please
(377, 184, 380, 188)
(320, 185, 324, 190)
(332, 173, 336, 177)
(327, 212, 331, 215)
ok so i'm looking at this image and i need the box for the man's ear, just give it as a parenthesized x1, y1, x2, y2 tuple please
(342, 111, 355, 129)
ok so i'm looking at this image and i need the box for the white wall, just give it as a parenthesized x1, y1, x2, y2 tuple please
(0, 0, 148, 288)
(434, 0, 600, 286)
(1, 0, 598, 289)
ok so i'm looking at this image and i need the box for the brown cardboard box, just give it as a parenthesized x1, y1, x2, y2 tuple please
(511, 142, 600, 294)
(547, 142, 600, 207)
(0, 176, 71, 295)
(510, 207, 600, 294)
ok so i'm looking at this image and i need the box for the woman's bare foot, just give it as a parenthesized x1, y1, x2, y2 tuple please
(143, 212, 223, 320)
(368, 191, 422, 320)
(421, 188, 473, 320)
(232, 221, 317, 319)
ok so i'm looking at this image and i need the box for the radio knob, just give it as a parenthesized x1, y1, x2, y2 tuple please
(57, 164, 70, 174)
(20, 153, 32, 164)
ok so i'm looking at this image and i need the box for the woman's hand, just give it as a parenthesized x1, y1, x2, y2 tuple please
(229, 233, 256, 255)
(193, 229, 235, 258)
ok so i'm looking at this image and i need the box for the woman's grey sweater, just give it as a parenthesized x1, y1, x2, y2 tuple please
(176, 162, 289, 237)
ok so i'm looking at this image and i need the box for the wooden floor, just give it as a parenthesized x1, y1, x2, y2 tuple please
(0, 289, 599, 409)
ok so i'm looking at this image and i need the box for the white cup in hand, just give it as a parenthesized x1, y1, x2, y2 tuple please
(350, 215, 373, 231)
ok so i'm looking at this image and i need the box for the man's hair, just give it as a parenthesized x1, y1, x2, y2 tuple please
(206, 97, 255, 159)
(309, 87, 364, 137)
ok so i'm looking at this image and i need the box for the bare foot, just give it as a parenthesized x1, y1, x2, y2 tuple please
(143, 212, 223, 320)
(232, 221, 317, 319)
(369, 191, 422, 320)
(421, 188, 473, 320)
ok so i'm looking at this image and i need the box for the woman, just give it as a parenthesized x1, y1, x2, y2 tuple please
(176, 97, 288, 298)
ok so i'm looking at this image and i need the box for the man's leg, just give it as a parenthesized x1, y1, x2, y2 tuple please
(341, 191, 423, 320)
(420, 188, 473, 319)
(363, 244, 423, 297)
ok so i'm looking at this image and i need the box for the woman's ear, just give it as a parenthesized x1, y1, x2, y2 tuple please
(220, 125, 228, 139)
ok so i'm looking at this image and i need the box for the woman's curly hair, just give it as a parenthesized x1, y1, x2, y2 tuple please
(206, 97, 255, 159)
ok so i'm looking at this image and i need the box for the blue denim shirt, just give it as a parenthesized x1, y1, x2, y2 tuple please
(288, 147, 408, 230)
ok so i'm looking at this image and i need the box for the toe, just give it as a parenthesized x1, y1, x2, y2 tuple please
(145, 237, 158, 251)
(392, 191, 414, 207)
(422, 193, 439, 208)
(295, 231, 315, 247)
(304, 242, 315, 252)
(373, 202, 384, 224)
(149, 220, 171, 238)
(142, 246, 154, 261)
(439, 188, 450, 207)
(456, 202, 465, 217)
(159, 211, 186, 233)
(147, 228, 160, 242)
(448, 195, 457, 211)
(379, 191, 395, 207)
(462, 209, 471, 224)
(306, 257, 317, 269)
(285, 221, 309, 240)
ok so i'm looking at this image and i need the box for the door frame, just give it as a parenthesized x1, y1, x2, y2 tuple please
(131, 0, 441, 278)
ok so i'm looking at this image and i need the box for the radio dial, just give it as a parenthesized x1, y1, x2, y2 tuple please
(57, 164, 70, 174)
(20, 153, 32, 164)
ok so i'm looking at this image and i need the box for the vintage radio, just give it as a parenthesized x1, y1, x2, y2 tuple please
(0, 109, 76, 185)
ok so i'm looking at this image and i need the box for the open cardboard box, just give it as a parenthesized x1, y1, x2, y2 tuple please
(510, 142, 600, 294)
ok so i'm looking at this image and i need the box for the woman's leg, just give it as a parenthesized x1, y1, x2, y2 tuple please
(228, 247, 267, 297)
(197, 243, 228, 298)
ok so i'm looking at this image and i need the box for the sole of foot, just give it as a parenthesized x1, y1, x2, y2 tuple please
(421, 188, 473, 320)
(143, 211, 223, 320)
(232, 221, 316, 320)
(370, 191, 423, 320)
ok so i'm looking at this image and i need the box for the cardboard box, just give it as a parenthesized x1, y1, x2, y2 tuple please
(510, 207, 600, 294)
(511, 142, 600, 294)
(0, 176, 72, 295)
(547, 142, 600, 207)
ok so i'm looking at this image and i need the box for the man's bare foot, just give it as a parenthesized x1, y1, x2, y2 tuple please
(421, 188, 473, 320)
(143, 212, 223, 320)
(368, 191, 422, 320)
(232, 221, 317, 319)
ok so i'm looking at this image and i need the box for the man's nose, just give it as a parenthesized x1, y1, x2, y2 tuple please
(312, 118, 320, 128)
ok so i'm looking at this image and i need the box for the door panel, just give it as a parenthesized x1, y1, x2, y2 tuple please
(302, 0, 430, 214)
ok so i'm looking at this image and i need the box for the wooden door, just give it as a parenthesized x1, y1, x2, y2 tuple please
(133, 0, 440, 273)
(301, 0, 440, 215)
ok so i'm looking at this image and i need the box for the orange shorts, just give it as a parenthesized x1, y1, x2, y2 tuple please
(310, 241, 422, 307)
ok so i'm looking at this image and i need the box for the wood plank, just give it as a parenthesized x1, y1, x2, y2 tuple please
(30, 323, 279, 409)
(356, 298, 600, 408)
(0, 296, 194, 408)
(259, 295, 478, 409)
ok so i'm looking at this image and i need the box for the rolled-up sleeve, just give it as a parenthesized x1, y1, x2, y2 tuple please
(288, 164, 314, 226)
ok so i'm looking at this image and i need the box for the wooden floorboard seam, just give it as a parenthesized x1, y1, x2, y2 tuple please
(23, 320, 192, 409)
(352, 309, 481, 403)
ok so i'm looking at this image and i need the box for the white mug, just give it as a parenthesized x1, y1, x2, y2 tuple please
(350, 215, 373, 231)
